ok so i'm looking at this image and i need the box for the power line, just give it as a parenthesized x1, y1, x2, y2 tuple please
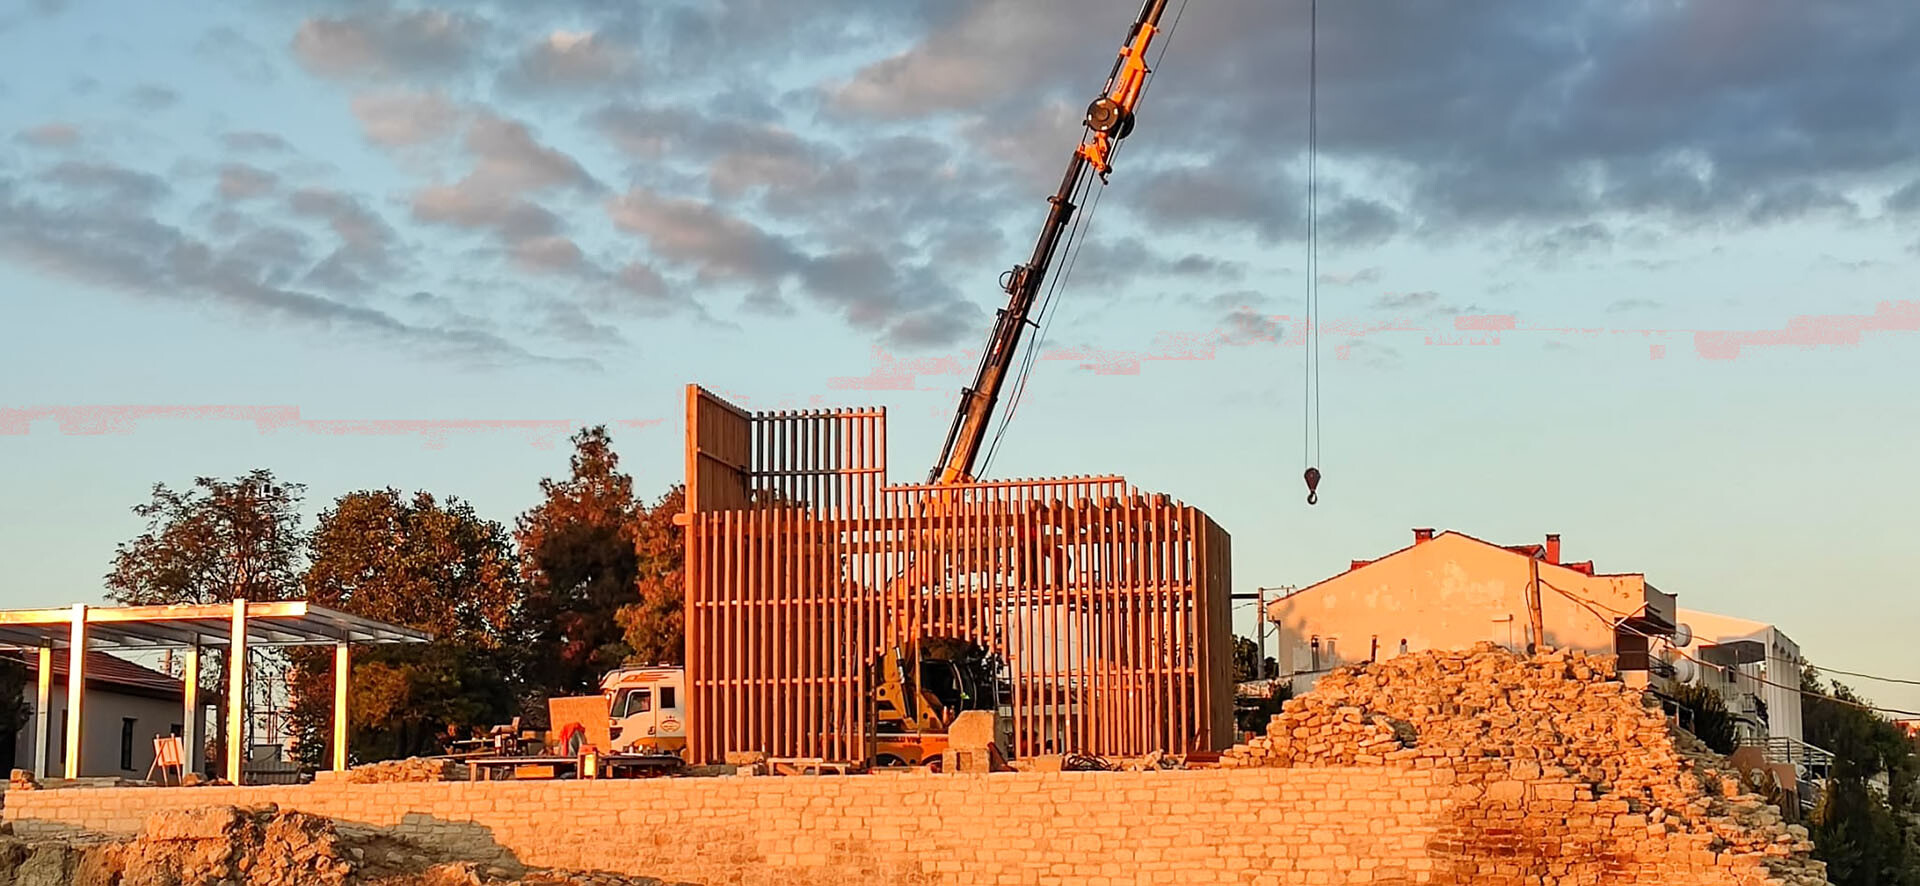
(1540, 580, 1920, 719)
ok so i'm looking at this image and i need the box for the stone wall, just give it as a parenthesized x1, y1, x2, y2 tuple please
(4, 764, 1798, 885)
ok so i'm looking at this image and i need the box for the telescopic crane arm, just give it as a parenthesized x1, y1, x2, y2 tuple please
(928, 0, 1171, 487)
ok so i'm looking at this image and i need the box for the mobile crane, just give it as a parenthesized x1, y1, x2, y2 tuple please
(541, 1, 1181, 774)
(868, 0, 1179, 765)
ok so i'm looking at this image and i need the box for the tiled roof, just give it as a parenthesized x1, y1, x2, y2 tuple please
(5, 650, 185, 699)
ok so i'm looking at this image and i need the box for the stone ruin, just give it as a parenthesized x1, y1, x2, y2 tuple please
(1222, 642, 1829, 886)
(0, 805, 678, 886)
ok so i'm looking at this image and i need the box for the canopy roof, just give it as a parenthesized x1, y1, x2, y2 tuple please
(0, 601, 430, 650)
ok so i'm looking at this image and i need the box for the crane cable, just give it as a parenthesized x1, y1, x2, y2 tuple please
(981, 0, 1193, 477)
(1302, 0, 1324, 506)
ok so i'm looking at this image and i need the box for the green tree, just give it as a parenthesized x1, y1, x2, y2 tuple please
(1231, 635, 1277, 684)
(1803, 663, 1920, 886)
(287, 489, 527, 767)
(104, 470, 307, 773)
(515, 427, 644, 700)
(1667, 682, 1738, 754)
(616, 485, 686, 666)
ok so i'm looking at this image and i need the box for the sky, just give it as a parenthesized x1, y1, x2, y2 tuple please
(1, 1, 1917, 710)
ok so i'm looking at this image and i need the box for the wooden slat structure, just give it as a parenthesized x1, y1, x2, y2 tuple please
(682, 385, 1232, 765)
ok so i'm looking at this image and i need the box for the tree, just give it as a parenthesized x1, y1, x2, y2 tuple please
(1802, 663, 1920, 886)
(1231, 635, 1277, 684)
(1667, 682, 1737, 754)
(616, 485, 686, 666)
(105, 470, 307, 772)
(287, 489, 527, 767)
(516, 427, 644, 701)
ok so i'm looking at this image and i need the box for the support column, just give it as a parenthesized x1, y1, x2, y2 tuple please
(32, 644, 51, 778)
(226, 599, 247, 785)
(181, 643, 201, 777)
(332, 640, 350, 772)
(64, 603, 87, 780)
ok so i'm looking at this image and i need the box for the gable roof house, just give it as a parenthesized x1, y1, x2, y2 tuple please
(1265, 529, 1678, 696)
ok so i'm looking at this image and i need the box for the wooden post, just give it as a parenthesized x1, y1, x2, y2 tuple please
(32, 644, 52, 778)
(64, 604, 87, 780)
(332, 640, 350, 772)
(227, 599, 247, 785)
(181, 643, 201, 777)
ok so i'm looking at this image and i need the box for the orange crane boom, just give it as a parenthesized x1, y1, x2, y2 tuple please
(928, 0, 1172, 486)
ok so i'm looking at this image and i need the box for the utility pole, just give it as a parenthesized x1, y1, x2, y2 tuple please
(1232, 586, 1296, 683)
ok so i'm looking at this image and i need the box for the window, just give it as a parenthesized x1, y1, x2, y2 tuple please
(1399, 639, 1409, 655)
(615, 688, 652, 717)
(659, 687, 677, 710)
(120, 718, 137, 771)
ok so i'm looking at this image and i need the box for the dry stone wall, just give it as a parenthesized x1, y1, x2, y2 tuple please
(0, 645, 1824, 885)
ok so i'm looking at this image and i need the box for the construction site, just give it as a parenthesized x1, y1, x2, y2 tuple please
(2, 0, 1911, 884)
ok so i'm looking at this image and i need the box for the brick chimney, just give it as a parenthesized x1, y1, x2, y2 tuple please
(1544, 533, 1561, 565)
(1413, 528, 1436, 544)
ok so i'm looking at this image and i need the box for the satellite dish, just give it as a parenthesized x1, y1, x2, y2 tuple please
(1672, 623, 1692, 648)
(1673, 658, 1698, 684)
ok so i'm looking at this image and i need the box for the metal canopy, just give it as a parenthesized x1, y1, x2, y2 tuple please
(0, 601, 430, 651)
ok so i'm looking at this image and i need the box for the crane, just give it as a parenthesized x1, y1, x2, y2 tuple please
(928, 0, 1174, 486)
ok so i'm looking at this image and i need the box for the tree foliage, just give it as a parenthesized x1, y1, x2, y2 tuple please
(287, 488, 526, 767)
(1231, 635, 1278, 684)
(515, 427, 645, 698)
(105, 469, 307, 605)
(1802, 663, 1920, 886)
(1667, 681, 1738, 754)
(616, 485, 686, 666)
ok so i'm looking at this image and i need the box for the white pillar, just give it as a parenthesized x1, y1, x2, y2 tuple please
(63, 603, 87, 780)
(32, 644, 52, 778)
(332, 641, 350, 772)
(181, 643, 201, 777)
(226, 599, 247, 785)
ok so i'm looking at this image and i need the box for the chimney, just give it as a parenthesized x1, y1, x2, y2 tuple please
(1413, 528, 1436, 544)
(1544, 534, 1561, 565)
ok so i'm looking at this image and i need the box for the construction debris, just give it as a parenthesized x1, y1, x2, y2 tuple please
(1222, 643, 1828, 885)
(328, 757, 468, 784)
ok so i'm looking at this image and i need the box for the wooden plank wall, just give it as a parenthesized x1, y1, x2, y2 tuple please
(682, 386, 1231, 765)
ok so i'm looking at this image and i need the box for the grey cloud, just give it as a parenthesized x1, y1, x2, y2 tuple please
(351, 91, 463, 147)
(196, 26, 278, 83)
(44, 161, 169, 205)
(607, 187, 978, 346)
(1889, 180, 1920, 214)
(1374, 291, 1440, 312)
(1219, 307, 1282, 346)
(1319, 267, 1381, 286)
(537, 301, 627, 346)
(16, 123, 79, 149)
(292, 8, 485, 81)
(498, 31, 636, 95)
(1608, 298, 1660, 313)
(222, 131, 293, 153)
(124, 84, 179, 110)
(0, 174, 574, 368)
(288, 187, 400, 292)
(407, 112, 602, 276)
(507, 235, 585, 273)
(218, 164, 278, 201)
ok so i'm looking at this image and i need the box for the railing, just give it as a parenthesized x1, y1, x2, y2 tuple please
(1741, 735, 1836, 779)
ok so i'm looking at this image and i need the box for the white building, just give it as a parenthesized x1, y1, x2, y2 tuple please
(6, 651, 207, 779)
(1671, 608, 1805, 746)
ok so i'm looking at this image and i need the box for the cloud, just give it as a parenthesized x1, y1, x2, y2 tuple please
(607, 187, 979, 346)
(351, 91, 464, 147)
(292, 8, 484, 81)
(1885, 179, 1920, 214)
(1607, 298, 1660, 313)
(43, 161, 169, 205)
(123, 84, 179, 110)
(498, 31, 636, 94)
(408, 112, 602, 272)
(1373, 291, 1441, 312)
(14, 123, 79, 149)
(0, 170, 576, 368)
(288, 187, 401, 292)
(222, 131, 292, 153)
(217, 164, 278, 201)
(1319, 267, 1381, 286)
(195, 26, 278, 83)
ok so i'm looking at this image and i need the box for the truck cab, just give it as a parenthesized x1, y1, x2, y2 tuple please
(601, 666, 688, 756)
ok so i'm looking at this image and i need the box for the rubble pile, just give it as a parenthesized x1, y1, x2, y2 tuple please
(1222, 643, 1828, 885)
(337, 757, 468, 784)
(0, 807, 687, 886)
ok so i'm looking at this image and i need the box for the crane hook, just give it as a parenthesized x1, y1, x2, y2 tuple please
(1304, 466, 1321, 506)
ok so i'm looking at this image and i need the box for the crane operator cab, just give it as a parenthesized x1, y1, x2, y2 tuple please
(601, 666, 688, 756)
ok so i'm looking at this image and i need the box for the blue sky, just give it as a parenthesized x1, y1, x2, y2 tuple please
(2, 1, 1917, 709)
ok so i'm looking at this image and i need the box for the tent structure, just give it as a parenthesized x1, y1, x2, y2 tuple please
(0, 600, 429, 784)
